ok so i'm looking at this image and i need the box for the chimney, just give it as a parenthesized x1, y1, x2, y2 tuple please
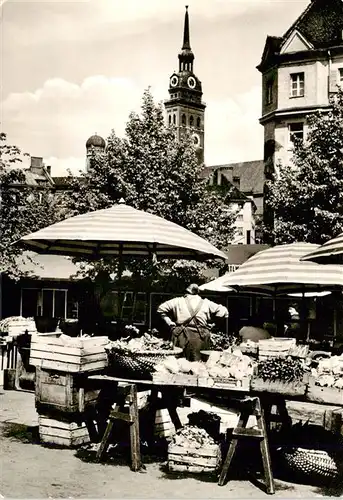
(30, 156, 44, 174)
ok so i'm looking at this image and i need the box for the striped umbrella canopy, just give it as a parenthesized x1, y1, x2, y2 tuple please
(199, 243, 343, 295)
(16, 202, 227, 262)
(301, 233, 343, 265)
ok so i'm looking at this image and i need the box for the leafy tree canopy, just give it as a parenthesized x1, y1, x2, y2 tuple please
(267, 89, 343, 244)
(63, 89, 236, 287)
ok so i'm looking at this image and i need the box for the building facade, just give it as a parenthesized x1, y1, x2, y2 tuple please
(164, 6, 206, 165)
(257, 0, 343, 176)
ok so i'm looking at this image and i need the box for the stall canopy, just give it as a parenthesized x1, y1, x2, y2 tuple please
(16, 201, 227, 262)
(199, 243, 343, 295)
(301, 233, 343, 265)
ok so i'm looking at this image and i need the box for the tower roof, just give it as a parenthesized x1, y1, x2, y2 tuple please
(182, 5, 191, 50)
(86, 133, 106, 149)
(179, 5, 194, 62)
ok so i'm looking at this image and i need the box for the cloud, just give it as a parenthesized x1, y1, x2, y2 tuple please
(2, 75, 164, 161)
(2, 75, 263, 175)
(205, 85, 263, 165)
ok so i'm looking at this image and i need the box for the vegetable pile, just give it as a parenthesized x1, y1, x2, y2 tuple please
(106, 332, 174, 353)
(258, 356, 305, 382)
(155, 347, 255, 380)
(171, 426, 217, 448)
(311, 354, 343, 389)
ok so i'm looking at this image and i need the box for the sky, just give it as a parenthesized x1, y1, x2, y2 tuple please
(1, 0, 309, 176)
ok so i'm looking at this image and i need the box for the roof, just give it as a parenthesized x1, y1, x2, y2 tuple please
(52, 176, 74, 187)
(207, 160, 265, 195)
(282, 0, 343, 49)
(86, 134, 106, 149)
(258, 0, 343, 71)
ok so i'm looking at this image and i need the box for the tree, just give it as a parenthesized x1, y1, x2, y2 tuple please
(63, 89, 236, 287)
(0, 133, 62, 278)
(267, 89, 343, 244)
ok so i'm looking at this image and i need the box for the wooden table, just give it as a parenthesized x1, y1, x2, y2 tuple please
(85, 375, 275, 494)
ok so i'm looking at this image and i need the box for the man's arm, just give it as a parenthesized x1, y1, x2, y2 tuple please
(157, 298, 177, 328)
(207, 300, 229, 319)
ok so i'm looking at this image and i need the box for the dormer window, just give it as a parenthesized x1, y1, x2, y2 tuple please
(290, 72, 304, 97)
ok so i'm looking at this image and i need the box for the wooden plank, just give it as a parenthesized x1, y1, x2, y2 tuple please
(168, 454, 218, 467)
(33, 359, 107, 373)
(168, 445, 218, 457)
(38, 417, 85, 429)
(169, 462, 217, 473)
(30, 343, 108, 357)
(30, 350, 107, 364)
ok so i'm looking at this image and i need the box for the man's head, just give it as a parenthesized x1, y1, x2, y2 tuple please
(186, 283, 199, 295)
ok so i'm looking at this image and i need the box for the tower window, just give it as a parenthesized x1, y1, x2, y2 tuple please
(173, 114, 176, 125)
(289, 122, 304, 147)
(339, 68, 343, 84)
(290, 72, 304, 97)
(196, 117, 201, 128)
(189, 115, 194, 127)
(182, 114, 186, 126)
(168, 115, 172, 125)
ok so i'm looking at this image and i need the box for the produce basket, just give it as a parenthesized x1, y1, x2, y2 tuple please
(105, 347, 183, 380)
(276, 447, 342, 484)
(168, 443, 221, 474)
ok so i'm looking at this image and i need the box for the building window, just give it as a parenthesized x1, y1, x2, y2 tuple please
(290, 72, 304, 97)
(266, 80, 273, 105)
(189, 115, 194, 127)
(289, 122, 304, 147)
(20, 288, 69, 319)
(196, 117, 201, 128)
(339, 68, 343, 85)
(182, 114, 186, 126)
(173, 114, 176, 125)
(236, 214, 244, 221)
(168, 115, 172, 125)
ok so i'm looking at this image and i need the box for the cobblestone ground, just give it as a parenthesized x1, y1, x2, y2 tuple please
(0, 389, 341, 499)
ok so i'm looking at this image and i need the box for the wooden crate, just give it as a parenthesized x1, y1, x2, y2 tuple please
(38, 416, 90, 447)
(306, 377, 343, 406)
(168, 443, 221, 473)
(35, 368, 100, 413)
(198, 376, 250, 391)
(30, 334, 108, 373)
(251, 375, 309, 396)
(258, 338, 296, 360)
(153, 372, 199, 387)
(154, 409, 175, 438)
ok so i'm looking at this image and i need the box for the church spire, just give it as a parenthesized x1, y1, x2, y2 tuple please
(182, 6, 191, 50)
(178, 6, 194, 73)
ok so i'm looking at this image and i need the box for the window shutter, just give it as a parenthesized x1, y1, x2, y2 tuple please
(329, 70, 338, 93)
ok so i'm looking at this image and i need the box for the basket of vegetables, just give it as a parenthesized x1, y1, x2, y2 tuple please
(251, 356, 309, 396)
(105, 332, 182, 380)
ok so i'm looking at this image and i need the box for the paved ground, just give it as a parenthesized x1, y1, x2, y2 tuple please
(0, 388, 342, 499)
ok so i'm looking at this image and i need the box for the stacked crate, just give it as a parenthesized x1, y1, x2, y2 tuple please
(30, 334, 108, 447)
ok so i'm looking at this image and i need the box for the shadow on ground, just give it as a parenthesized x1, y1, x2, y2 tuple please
(0, 422, 40, 445)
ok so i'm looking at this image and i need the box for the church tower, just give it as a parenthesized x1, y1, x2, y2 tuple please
(165, 6, 206, 164)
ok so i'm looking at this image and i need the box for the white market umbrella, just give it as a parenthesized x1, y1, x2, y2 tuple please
(16, 202, 227, 262)
(301, 233, 343, 265)
(199, 243, 343, 295)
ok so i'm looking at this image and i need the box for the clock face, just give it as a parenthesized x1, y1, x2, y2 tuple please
(187, 76, 196, 89)
(193, 134, 200, 147)
(170, 75, 179, 88)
